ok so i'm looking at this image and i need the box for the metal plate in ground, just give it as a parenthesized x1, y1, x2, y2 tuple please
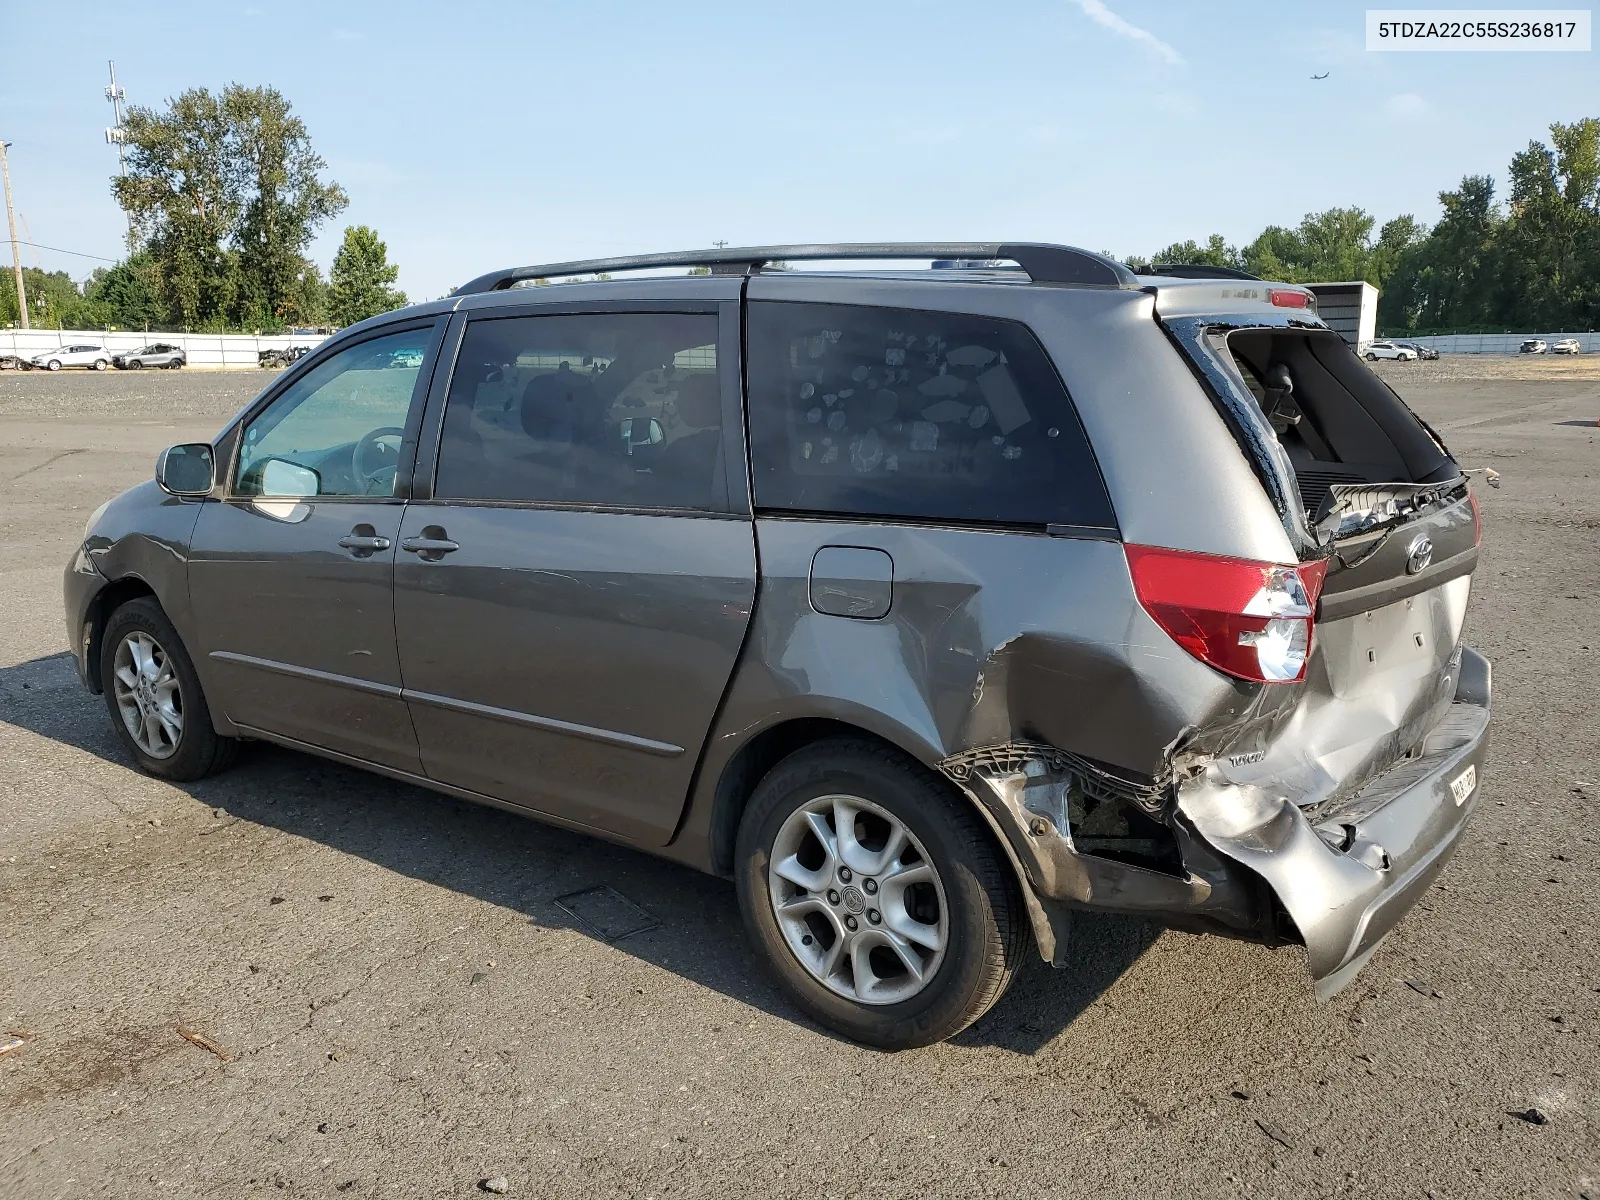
(552, 885, 659, 942)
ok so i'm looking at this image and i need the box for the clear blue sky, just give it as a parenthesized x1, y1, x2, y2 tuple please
(1, 0, 1595, 300)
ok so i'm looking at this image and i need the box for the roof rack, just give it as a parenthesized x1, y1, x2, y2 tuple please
(452, 242, 1140, 296)
(1143, 263, 1262, 281)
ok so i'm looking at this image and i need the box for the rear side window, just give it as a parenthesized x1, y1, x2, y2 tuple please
(745, 301, 1113, 529)
(433, 312, 724, 511)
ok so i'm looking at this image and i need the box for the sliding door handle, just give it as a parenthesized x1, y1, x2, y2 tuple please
(400, 528, 460, 561)
(400, 537, 459, 553)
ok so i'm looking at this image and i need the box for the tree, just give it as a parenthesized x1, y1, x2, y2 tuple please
(1125, 234, 1240, 273)
(84, 252, 159, 330)
(111, 85, 345, 330)
(113, 88, 242, 328)
(1240, 208, 1377, 283)
(0, 267, 112, 329)
(1494, 119, 1600, 329)
(1128, 115, 1600, 334)
(328, 225, 407, 326)
(227, 85, 347, 327)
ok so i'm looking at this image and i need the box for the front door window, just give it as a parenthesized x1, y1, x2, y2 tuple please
(237, 327, 435, 498)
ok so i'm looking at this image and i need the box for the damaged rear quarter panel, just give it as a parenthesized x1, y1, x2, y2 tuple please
(721, 518, 1250, 776)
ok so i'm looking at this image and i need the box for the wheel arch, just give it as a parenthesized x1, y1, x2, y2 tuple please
(699, 713, 1052, 961)
(84, 575, 159, 693)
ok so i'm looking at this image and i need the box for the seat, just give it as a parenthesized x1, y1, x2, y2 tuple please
(654, 374, 723, 508)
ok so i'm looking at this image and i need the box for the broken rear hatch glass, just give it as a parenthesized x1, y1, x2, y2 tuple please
(1158, 306, 1490, 994)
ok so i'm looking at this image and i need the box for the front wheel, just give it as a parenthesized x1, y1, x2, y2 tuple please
(735, 739, 1027, 1049)
(169, 358, 183, 369)
(47, 359, 61, 371)
(129, 359, 144, 370)
(100, 597, 240, 781)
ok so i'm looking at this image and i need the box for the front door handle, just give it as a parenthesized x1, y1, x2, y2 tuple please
(400, 526, 460, 561)
(338, 526, 392, 557)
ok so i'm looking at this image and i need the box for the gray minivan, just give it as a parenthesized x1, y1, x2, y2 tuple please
(64, 243, 1490, 1049)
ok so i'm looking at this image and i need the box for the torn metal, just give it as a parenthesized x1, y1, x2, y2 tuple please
(939, 741, 1275, 963)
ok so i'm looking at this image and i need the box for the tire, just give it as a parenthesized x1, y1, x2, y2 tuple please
(47, 359, 61, 371)
(735, 738, 1027, 1050)
(129, 359, 143, 370)
(170, 358, 184, 369)
(93, 358, 108, 371)
(100, 597, 240, 782)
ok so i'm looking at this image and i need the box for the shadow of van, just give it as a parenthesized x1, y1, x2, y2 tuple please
(1, 650, 1158, 1054)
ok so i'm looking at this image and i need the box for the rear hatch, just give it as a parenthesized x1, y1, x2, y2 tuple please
(1156, 290, 1481, 817)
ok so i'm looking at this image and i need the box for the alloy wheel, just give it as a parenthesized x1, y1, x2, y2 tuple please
(112, 631, 184, 759)
(767, 793, 948, 1005)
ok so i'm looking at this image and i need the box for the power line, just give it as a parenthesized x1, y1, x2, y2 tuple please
(16, 240, 120, 263)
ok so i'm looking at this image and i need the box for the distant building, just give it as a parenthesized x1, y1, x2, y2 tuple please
(1304, 281, 1378, 347)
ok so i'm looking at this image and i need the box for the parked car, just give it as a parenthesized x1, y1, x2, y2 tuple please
(64, 243, 1490, 1049)
(1362, 340, 1417, 361)
(29, 343, 111, 371)
(1550, 338, 1582, 355)
(1520, 339, 1548, 354)
(113, 343, 187, 370)
(1395, 341, 1439, 360)
(0, 353, 23, 370)
(258, 345, 311, 369)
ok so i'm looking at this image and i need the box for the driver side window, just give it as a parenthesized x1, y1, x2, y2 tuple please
(236, 326, 435, 498)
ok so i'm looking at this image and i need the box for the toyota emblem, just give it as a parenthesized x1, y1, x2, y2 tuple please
(1405, 533, 1433, 575)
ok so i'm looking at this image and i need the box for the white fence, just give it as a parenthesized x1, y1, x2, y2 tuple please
(0, 328, 330, 370)
(1395, 331, 1600, 355)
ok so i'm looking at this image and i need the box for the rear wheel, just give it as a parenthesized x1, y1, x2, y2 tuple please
(169, 358, 183, 369)
(100, 597, 239, 781)
(1366, 352, 1379, 361)
(93, 358, 109, 371)
(735, 739, 1026, 1049)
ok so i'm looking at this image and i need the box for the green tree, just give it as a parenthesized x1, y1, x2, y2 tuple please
(227, 85, 347, 327)
(83, 252, 159, 330)
(1493, 119, 1600, 329)
(1133, 234, 1240, 272)
(112, 88, 242, 328)
(328, 225, 407, 326)
(1240, 207, 1377, 283)
(111, 85, 344, 330)
(0, 267, 110, 329)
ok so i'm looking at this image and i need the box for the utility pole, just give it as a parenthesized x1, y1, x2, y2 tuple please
(0, 141, 28, 330)
(105, 61, 133, 243)
(105, 61, 128, 178)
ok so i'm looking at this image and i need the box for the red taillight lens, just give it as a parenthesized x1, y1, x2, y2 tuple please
(1125, 545, 1329, 684)
(1267, 287, 1311, 309)
(1468, 490, 1482, 546)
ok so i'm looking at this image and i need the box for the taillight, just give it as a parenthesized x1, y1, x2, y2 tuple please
(1268, 287, 1311, 309)
(1125, 545, 1330, 684)
(1468, 490, 1482, 546)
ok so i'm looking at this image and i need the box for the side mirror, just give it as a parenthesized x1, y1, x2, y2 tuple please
(155, 443, 215, 496)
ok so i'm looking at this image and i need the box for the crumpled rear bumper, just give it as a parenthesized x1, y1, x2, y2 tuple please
(1179, 646, 1491, 997)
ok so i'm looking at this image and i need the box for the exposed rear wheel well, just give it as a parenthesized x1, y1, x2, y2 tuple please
(705, 717, 1005, 882)
(85, 577, 158, 693)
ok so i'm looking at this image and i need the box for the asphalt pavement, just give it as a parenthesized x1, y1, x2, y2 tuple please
(1, 361, 1596, 1199)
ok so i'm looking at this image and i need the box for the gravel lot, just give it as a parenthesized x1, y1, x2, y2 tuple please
(1, 361, 1597, 1199)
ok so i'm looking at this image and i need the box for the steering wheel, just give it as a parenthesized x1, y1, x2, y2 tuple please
(352, 426, 405, 494)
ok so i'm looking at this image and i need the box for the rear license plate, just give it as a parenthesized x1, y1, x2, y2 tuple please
(1449, 764, 1477, 806)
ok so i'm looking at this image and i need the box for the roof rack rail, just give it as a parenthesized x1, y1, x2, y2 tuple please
(452, 242, 1140, 296)
(1144, 263, 1262, 281)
